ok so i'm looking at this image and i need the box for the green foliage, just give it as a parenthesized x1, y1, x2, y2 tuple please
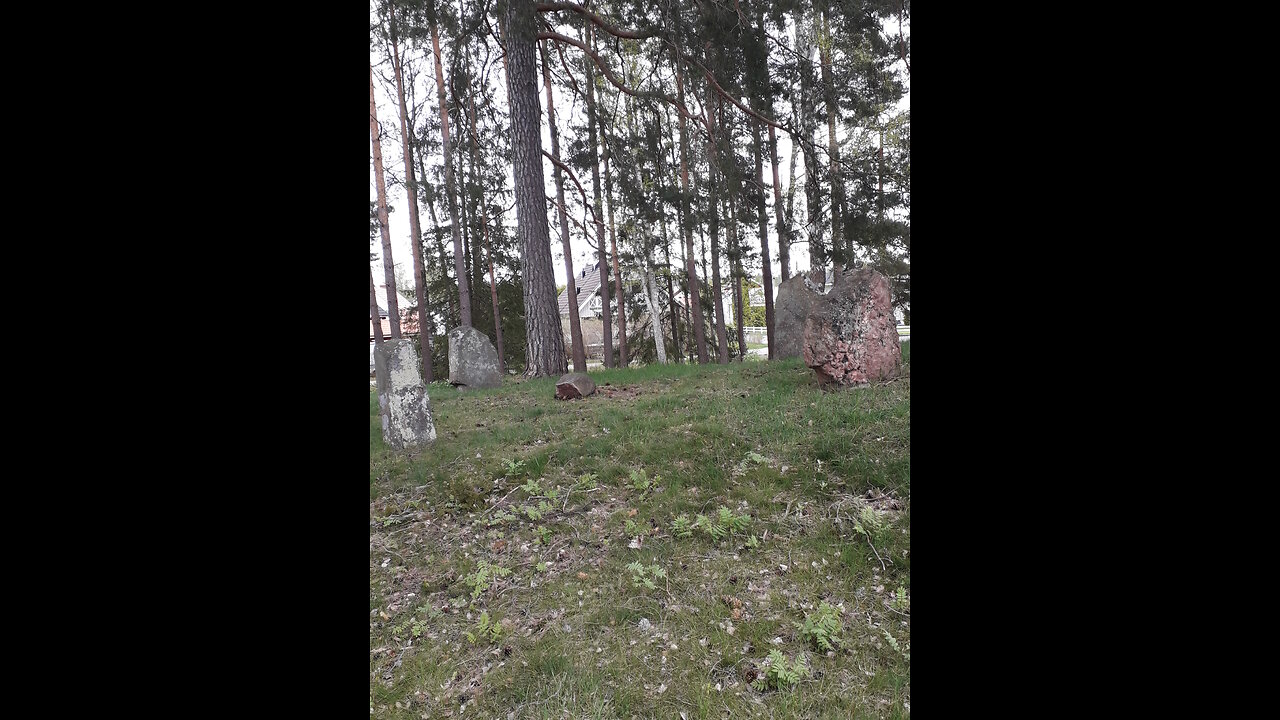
(753, 649, 809, 691)
(465, 610, 504, 645)
(693, 506, 751, 540)
(891, 587, 909, 612)
(883, 629, 910, 662)
(504, 459, 527, 478)
(670, 514, 694, 539)
(519, 500, 552, 521)
(463, 560, 512, 602)
(519, 478, 542, 495)
(626, 561, 667, 591)
(853, 507, 891, 545)
(795, 602, 844, 652)
(624, 518, 642, 538)
(573, 473, 598, 491)
(745, 534, 760, 550)
(628, 469, 659, 494)
(534, 525, 553, 545)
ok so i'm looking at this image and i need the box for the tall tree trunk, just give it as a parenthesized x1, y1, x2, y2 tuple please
(754, 120, 777, 359)
(418, 158, 459, 330)
(731, 195, 746, 361)
(705, 83, 729, 364)
(672, 48, 708, 364)
(430, 19, 472, 327)
(603, 139, 628, 367)
(769, 123, 790, 282)
(504, 0, 566, 377)
(370, 265, 384, 349)
(820, 8, 845, 265)
(659, 186, 679, 362)
(796, 13, 825, 275)
(643, 269, 667, 364)
(541, 40, 586, 372)
(370, 60, 401, 339)
(387, 2, 432, 380)
(468, 90, 506, 375)
(583, 25, 614, 367)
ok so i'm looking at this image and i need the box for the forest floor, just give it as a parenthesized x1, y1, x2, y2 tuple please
(370, 344, 910, 719)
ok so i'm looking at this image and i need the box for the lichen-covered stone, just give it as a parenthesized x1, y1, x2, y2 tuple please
(802, 269, 901, 387)
(374, 339, 437, 448)
(447, 326, 502, 389)
(555, 372, 596, 400)
(773, 274, 823, 360)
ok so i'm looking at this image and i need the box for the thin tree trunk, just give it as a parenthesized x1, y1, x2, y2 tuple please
(418, 159, 459, 330)
(769, 123, 789, 283)
(705, 81, 729, 364)
(754, 120, 777, 360)
(603, 138, 628, 367)
(430, 20, 472, 327)
(541, 40, 586, 372)
(643, 269, 667, 364)
(583, 25, 614, 368)
(820, 8, 845, 264)
(370, 265, 384, 349)
(468, 90, 506, 375)
(731, 195, 746, 361)
(672, 48, 708, 364)
(797, 13, 824, 274)
(388, 3, 432, 380)
(370, 60, 401, 339)
(504, 0, 566, 377)
(659, 191, 679, 362)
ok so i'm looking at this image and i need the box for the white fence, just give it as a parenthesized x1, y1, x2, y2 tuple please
(741, 325, 910, 344)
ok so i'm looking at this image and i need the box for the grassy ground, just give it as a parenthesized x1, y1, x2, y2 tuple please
(370, 344, 909, 718)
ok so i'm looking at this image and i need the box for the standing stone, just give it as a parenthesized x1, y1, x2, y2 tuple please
(555, 372, 596, 399)
(802, 268, 901, 386)
(773, 274, 822, 360)
(374, 339, 437, 448)
(447, 326, 502, 389)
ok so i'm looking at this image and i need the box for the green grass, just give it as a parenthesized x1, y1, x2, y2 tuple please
(370, 351, 910, 718)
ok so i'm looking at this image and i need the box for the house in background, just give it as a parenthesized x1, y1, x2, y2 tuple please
(557, 261, 615, 359)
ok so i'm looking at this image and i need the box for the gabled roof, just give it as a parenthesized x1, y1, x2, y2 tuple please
(558, 261, 604, 316)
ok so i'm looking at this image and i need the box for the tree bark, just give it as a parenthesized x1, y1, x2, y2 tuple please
(820, 8, 845, 264)
(754, 120, 777, 360)
(731, 194, 746, 361)
(430, 20, 472, 328)
(541, 40, 586, 372)
(370, 265, 385, 349)
(467, 89, 506, 375)
(769, 123, 789, 283)
(643, 269, 667, 364)
(705, 79, 729, 364)
(583, 25, 614, 367)
(672, 48, 708, 364)
(505, 0, 567, 377)
(370, 60, 401, 339)
(388, 2, 432, 380)
(603, 134, 628, 367)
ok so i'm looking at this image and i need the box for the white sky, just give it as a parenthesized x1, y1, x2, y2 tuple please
(370, 9, 908, 310)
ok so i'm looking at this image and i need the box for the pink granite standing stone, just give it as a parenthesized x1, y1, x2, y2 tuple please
(802, 269, 901, 387)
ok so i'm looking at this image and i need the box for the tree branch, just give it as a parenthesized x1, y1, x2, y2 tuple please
(541, 148, 603, 230)
(535, 2, 661, 40)
(538, 30, 711, 138)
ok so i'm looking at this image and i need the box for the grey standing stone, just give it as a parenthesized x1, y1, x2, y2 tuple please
(374, 339, 437, 448)
(773, 274, 823, 360)
(555, 372, 596, 399)
(447, 326, 502, 389)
